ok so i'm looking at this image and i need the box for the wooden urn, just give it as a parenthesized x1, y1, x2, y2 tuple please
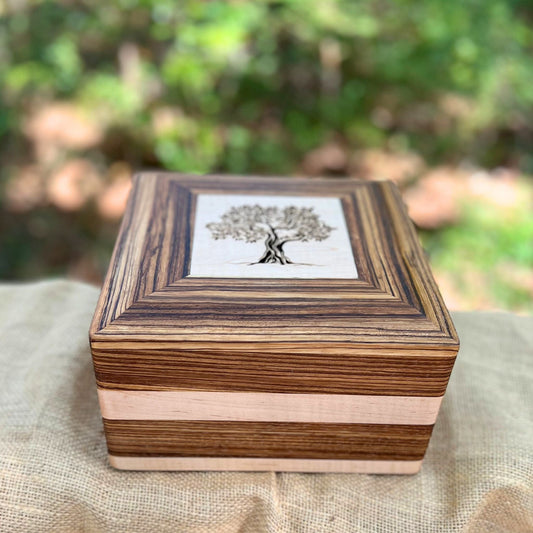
(89, 173, 459, 474)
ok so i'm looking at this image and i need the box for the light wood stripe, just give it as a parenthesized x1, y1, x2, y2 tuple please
(98, 388, 443, 425)
(108, 455, 423, 474)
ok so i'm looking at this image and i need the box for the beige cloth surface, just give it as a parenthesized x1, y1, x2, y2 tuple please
(0, 279, 532, 532)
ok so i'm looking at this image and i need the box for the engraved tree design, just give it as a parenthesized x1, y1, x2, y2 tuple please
(206, 204, 334, 265)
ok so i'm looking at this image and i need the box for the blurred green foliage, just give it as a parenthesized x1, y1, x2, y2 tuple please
(0, 0, 532, 311)
(2, 0, 533, 172)
(421, 187, 533, 311)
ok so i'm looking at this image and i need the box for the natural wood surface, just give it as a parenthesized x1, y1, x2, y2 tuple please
(107, 455, 423, 474)
(90, 174, 459, 472)
(103, 420, 433, 461)
(98, 388, 443, 425)
(90, 174, 458, 344)
(90, 174, 459, 396)
(93, 348, 455, 396)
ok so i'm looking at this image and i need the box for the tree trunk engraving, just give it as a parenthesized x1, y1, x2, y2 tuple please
(256, 229, 292, 264)
(206, 204, 333, 266)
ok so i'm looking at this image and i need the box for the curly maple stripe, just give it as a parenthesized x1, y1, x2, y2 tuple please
(97, 388, 443, 425)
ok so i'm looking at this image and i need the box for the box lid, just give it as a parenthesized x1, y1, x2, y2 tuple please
(90, 173, 459, 395)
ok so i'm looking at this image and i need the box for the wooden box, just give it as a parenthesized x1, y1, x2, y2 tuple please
(90, 173, 459, 474)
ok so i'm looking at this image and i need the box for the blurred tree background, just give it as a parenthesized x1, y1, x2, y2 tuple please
(1, 0, 532, 311)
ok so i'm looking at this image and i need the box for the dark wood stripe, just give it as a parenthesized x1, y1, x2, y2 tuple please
(93, 349, 456, 396)
(103, 420, 433, 461)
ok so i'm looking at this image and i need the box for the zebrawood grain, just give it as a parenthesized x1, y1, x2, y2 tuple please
(90, 175, 458, 344)
(90, 174, 459, 473)
(103, 420, 433, 461)
(92, 347, 455, 395)
(90, 174, 459, 396)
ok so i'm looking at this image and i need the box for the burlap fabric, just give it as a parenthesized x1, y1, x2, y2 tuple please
(0, 280, 531, 532)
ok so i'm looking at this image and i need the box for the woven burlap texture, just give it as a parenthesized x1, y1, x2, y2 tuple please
(0, 280, 531, 532)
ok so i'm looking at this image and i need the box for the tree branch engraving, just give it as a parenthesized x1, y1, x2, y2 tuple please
(206, 204, 334, 265)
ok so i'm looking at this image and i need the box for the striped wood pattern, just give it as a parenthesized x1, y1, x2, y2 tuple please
(90, 174, 459, 471)
(103, 420, 433, 461)
(92, 347, 456, 396)
(90, 174, 459, 396)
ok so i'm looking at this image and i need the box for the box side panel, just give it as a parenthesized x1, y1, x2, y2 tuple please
(91, 345, 457, 396)
(108, 456, 423, 474)
(97, 388, 444, 425)
(103, 420, 433, 462)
